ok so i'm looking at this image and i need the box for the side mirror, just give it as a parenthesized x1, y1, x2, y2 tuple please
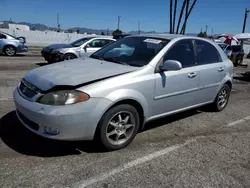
(160, 60, 182, 71)
(84, 44, 90, 52)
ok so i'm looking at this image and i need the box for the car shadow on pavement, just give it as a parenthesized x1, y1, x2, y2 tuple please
(0, 109, 204, 157)
(0, 54, 26, 57)
(36, 62, 48, 66)
(233, 71, 250, 82)
(0, 111, 106, 157)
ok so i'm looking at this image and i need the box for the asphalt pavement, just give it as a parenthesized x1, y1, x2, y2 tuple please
(0, 54, 250, 188)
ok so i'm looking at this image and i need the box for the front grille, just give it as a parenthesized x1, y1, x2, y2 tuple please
(19, 79, 40, 99)
(17, 111, 39, 131)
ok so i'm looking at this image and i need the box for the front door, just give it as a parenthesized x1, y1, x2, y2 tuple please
(153, 39, 199, 117)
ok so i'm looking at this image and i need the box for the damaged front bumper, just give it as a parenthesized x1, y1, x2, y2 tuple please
(13, 88, 113, 141)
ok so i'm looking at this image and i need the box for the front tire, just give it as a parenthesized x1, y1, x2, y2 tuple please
(211, 84, 231, 112)
(64, 53, 77, 61)
(4, 45, 16, 56)
(96, 104, 140, 151)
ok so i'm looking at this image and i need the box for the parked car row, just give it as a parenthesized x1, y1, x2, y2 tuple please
(0, 31, 128, 61)
(41, 34, 130, 63)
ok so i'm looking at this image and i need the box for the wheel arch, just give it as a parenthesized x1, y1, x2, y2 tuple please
(3, 44, 17, 56)
(104, 99, 145, 130)
(94, 97, 147, 140)
(64, 52, 78, 59)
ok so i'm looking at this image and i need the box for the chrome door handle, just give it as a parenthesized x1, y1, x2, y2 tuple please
(188, 72, 197, 78)
(218, 67, 225, 72)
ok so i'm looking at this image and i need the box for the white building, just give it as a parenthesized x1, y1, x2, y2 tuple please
(0, 23, 30, 31)
(7, 23, 30, 31)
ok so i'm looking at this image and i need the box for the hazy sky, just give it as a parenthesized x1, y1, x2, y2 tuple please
(0, 0, 249, 34)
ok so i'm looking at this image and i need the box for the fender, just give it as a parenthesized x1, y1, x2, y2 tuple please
(104, 89, 149, 119)
(214, 72, 233, 101)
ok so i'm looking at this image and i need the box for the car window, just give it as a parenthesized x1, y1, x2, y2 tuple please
(226, 46, 232, 51)
(232, 45, 242, 53)
(88, 39, 110, 48)
(90, 37, 169, 67)
(103, 39, 114, 45)
(70, 37, 94, 47)
(195, 40, 221, 64)
(218, 43, 227, 50)
(0, 34, 7, 39)
(163, 39, 195, 68)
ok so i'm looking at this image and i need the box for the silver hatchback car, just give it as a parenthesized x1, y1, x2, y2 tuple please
(13, 34, 233, 150)
(0, 31, 28, 56)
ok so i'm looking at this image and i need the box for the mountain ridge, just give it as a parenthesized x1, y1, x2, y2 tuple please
(2, 20, 199, 36)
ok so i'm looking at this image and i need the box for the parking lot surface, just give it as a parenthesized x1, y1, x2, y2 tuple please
(1, 55, 250, 188)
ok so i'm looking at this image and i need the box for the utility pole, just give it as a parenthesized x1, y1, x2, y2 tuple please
(138, 21, 140, 34)
(205, 25, 208, 34)
(242, 8, 249, 33)
(57, 13, 61, 32)
(117, 16, 121, 29)
(107, 28, 109, 35)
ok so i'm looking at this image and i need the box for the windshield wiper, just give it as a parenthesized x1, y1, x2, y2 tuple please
(102, 57, 130, 66)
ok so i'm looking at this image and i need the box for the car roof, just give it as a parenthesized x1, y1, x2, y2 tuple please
(130, 34, 186, 40)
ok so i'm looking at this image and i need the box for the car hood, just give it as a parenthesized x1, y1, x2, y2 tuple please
(43, 44, 72, 52)
(23, 58, 140, 91)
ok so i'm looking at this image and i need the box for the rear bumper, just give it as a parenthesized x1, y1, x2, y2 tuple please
(17, 45, 28, 53)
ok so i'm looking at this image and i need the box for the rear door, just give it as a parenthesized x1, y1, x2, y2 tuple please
(194, 39, 226, 104)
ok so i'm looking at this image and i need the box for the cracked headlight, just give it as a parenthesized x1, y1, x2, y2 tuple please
(38, 90, 89, 105)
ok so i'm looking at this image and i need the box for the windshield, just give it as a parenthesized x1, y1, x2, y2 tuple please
(0, 32, 17, 39)
(70, 37, 94, 47)
(90, 37, 169, 67)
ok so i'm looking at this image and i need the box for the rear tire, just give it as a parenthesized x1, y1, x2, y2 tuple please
(4, 45, 16, 56)
(210, 84, 231, 112)
(96, 104, 140, 151)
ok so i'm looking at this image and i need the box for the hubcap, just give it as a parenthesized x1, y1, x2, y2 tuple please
(6, 47, 15, 56)
(106, 111, 135, 146)
(218, 88, 228, 108)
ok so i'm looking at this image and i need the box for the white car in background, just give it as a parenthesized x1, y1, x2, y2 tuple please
(41, 37, 116, 63)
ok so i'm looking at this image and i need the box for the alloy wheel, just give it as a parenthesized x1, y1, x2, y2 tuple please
(5, 46, 16, 56)
(106, 111, 135, 146)
(218, 87, 229, 109)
